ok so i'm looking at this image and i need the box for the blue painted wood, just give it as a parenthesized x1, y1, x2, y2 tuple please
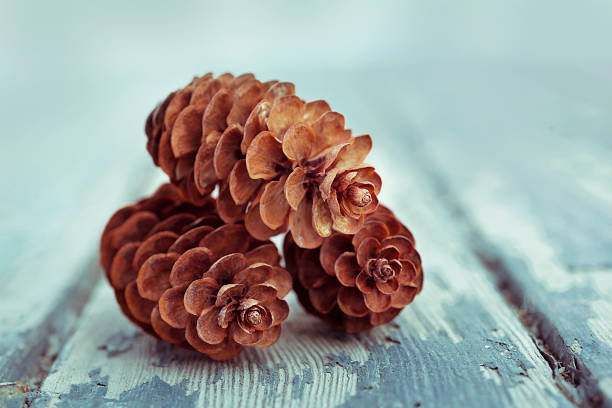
(0, 163, 154, 406)
(5, 67, 609, 407)
(353, 67, 612, 407)
(3, 0, 611, 405)
(0, 68, 159, 403)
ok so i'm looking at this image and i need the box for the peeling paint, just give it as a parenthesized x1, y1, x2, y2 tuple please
(254, 360, 289, 402)
(290, 365, 313, 400)
(333, 298, 558, 408)
(151, 340, 183, 367)
(570, 339, 583, 355)
(325, 352, 361, 375)
(211, 368, 223, 385)
(480, 364, 503, 386)
(32, 368, 199, 408)
(0, 382, 30, 408)
(98, 330, 141, 358)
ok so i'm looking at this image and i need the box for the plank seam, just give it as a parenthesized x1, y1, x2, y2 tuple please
(411, 149, 608, 408)
(14, 259, 103, 408)
(10, 165, 160, 407)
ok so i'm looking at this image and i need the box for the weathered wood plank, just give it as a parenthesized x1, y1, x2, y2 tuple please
(0, 158, 154, 407)
(0, 63, 166, 399)
(32, 147, 571, 407)
(363, 67, 612, 406)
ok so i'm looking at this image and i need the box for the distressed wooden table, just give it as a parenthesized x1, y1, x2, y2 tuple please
(1, 69, 611, 408)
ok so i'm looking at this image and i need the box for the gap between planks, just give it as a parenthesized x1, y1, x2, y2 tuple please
(417, 156, 611, 407)
(0, 159, 161, 407)
(15, 69, 605, 407)
(365, 69, 612, 407)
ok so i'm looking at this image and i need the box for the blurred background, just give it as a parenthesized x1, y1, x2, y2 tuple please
(1, 0, 611, 272)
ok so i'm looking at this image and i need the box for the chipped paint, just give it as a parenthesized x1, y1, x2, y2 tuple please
(480, 364, 503, 386)
(570, 339, 583, 356)
(98, 329, 141, 358)
(290, 365, 313, 400)
(331, 297, 561, 408)
(211, 368, 223, 385)
(32, 369, 199, 408)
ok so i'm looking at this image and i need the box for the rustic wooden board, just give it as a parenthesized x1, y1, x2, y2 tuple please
(4, 0, 610, 404)
(5, 69, 607, 407)
(0, 155, 155, 407)
(31, 148, 571, 407)
(1, 69, 177, 402)
(359, 67, 612, 406)
(0, 67, 166, 404)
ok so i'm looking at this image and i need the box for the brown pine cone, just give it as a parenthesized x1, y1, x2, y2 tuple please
(145, 72, 291, 207)
(100, 184, 292, 360)
(100, 184, 219, 333)
(100, 184, 220, 333)
(283, 205, 423, 333)
(245, 116, 381, 248)
(146, 72, 382, 249)
(156, 248, 291, 359)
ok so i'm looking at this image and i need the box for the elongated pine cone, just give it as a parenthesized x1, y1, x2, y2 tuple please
(283, 206, 423, 333)
(145, 72, 381, 249)
(100, 184, 292, 360)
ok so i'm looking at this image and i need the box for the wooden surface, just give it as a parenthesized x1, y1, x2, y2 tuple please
(1, 68, 611, 408)
(374, 67, 612, 406)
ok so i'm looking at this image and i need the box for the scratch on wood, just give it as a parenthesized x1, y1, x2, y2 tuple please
(385, 336, 401, 345)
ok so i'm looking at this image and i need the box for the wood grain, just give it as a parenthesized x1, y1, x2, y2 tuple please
(32, 147, 570, 407)
(360, 67, 612, 406)
(0, 62, 168, 387)
(0, 157, 155, 408)
(5, 69, 609, 407)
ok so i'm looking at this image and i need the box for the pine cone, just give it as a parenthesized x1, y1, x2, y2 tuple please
(145, 72, 291, 207)
(100, 184, 292, 360)
(283, 205, 423, 333)
(146, 72, 382, 249)
(157, 249, 291, 358)
(244, 116, 381, 249)
(100, 184, 219, 333)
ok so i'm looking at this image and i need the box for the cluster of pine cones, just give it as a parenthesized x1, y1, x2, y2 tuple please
(100, 73, 423, 360)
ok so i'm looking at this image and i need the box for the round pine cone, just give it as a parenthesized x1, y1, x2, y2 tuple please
(283, 206, 423, 333)
(100, 184, 292, 360)
(146, 72, 382, 249)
